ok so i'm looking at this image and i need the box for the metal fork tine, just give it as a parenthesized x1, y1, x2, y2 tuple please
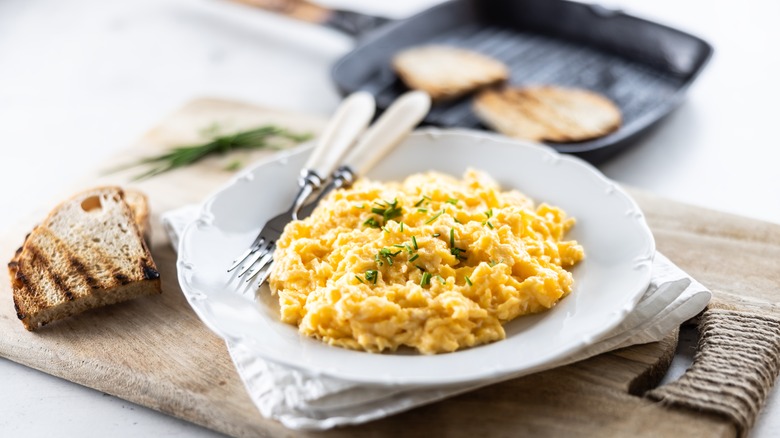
(237, 240, 273, 277)
(246, 250, 274, 282)
(254, 262, 275, 286)
(227, 237, 265, 272)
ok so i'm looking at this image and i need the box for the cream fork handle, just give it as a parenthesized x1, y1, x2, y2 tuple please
(340, 91, 431, 178)
(302, 91, 375, 183)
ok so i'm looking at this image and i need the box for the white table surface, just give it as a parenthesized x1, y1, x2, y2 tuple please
(1, 0, 778, 436)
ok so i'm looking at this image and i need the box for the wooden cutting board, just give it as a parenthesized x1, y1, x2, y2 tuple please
(1, 98, 778, 437)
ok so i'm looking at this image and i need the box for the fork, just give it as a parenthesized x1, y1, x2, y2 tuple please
(227, 91, 376, 279)
(250, 90, 432, 286)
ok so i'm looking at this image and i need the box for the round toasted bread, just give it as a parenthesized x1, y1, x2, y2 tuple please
(392, 45, 509, 101)
(473, 86, 622, 142)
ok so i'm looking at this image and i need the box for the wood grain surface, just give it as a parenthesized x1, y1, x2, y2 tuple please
(5, 97, 779, 437)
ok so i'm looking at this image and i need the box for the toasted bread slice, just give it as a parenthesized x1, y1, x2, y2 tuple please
(8, 187, 161, 330)
(392, 45, 509, 101)
(473, 86, 622, 142)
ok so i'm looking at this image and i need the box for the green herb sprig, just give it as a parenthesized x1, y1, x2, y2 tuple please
(111, 124, 311, 180)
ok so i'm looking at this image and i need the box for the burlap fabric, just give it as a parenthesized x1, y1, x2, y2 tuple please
(647, 308, 780, 437)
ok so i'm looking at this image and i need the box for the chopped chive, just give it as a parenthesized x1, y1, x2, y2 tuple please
(399, 221, 404, 232)
(446, 198, 458, 205)
(415, 264, 426, 272)
(414, 195, 432, 207)
(365, 270, 378, 284)
(482, 209, 495, 228)
(355, 203, 366, 209)
(371, 198, 403, 224)
(436, 275, 446, 284)
(447, 228, 467, 260)
(409, 253, 419, 262)
(450, 247, 467, 261)
(431, 233, 440, 238)
(363, 217, 380, 228)
(417, 208, 428, 213)
(392, 244, 411, 254)
(355, 275, 365, 284)
(411, 236, 418, 250)
(454, 218, 462, 224)
(382, 226, 391, 233)
(465, 276, 473, 286)
(425, 210, 444, 224)
(420, 272, 432, 287)
(377, 248, 401, 266)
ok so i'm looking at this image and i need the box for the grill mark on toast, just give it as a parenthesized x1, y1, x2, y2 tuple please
(13, 299, 25, 321)
(14, 269, 30, 287)
(39, 227, 93, 294)
(90, 241, 126, 286)
(69, 256, 99, 289)
(518, 91, 568, 140)
(20, 245, 47, 312)
(14, 270, 29, 287)
(28, 235, 76, 305)
(51, 273, 74, 301)
(114, 273, 131, 285)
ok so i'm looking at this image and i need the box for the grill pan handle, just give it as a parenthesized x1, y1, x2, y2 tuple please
(228, 0, 391, 37)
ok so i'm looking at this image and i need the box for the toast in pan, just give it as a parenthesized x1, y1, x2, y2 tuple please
(393, 45, 509, 101)
(7, 187, 161, 331)
(473, 86, 622, 142)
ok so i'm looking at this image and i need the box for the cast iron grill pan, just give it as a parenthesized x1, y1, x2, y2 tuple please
(330, 0, 713, 164)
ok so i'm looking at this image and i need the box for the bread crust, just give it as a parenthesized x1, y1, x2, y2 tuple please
(473, 86, 622, 142)
(8, 186, 161, 330)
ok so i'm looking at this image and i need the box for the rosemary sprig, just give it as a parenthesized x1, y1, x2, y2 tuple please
(111, 124, 311, 180)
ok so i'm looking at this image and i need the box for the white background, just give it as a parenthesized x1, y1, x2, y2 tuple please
(1, 0, 778, 436)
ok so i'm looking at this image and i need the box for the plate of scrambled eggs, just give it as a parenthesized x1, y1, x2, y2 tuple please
(177, 128, 655, 386)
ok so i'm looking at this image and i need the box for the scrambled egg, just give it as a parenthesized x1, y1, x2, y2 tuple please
(269, 170, 584, 354)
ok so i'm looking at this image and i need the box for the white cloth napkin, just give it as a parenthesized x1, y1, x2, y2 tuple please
(162, 205, 711, 431)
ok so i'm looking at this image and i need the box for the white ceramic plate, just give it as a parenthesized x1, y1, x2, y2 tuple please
(177, 129, 655, 387)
